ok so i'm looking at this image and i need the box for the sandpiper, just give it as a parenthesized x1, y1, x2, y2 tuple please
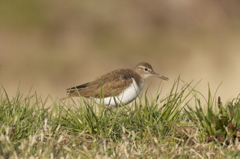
(66, 62, 168, 107)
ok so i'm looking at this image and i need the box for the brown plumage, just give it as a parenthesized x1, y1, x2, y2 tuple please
(67, 68, 141, 98)
(66, 62, 169, 104)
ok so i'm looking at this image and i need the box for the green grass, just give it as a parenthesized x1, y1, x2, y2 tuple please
(0, 79, 240, 158)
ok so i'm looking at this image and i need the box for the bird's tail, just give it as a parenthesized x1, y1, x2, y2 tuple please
(59, 88, 77, 101)
(61, 82, 90, 100)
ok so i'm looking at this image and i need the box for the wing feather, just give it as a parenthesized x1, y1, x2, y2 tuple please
(66, 69, 140, 98)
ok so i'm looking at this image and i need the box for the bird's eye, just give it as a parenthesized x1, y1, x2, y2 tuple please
(144, 68, 149, 72)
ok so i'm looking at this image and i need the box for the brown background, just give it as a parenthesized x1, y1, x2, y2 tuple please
(1, 0, 240, 103)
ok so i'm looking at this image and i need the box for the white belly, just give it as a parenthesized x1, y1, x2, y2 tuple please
(94, 78, 144, 108)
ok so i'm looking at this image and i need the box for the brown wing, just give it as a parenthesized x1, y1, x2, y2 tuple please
(67, 69, 140, 98)
(67, 82, 89, 93)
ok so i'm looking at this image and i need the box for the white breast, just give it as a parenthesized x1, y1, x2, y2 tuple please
(94, 78, 144, 108)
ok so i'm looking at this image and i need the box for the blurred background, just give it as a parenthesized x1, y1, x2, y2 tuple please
(0, 0, 240, 102)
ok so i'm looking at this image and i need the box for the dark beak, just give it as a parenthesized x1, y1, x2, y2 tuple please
(153, 72, 169, 81)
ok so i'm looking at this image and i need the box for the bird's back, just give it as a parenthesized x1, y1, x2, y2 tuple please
(67, 68, 141, 98)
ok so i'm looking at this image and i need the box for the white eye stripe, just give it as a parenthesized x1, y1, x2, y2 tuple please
(139, 66, 152, 72)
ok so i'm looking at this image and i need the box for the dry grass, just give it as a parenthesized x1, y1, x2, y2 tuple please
(0, 79, 240, 158)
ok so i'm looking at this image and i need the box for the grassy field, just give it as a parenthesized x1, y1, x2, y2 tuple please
(0, 79, 240, 159)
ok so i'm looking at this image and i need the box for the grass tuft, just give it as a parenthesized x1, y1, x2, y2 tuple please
(0, 79, 240, 158)
(185, 85, 240, 144)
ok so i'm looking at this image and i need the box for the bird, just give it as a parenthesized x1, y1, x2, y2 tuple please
(65, 62, 168, 108)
